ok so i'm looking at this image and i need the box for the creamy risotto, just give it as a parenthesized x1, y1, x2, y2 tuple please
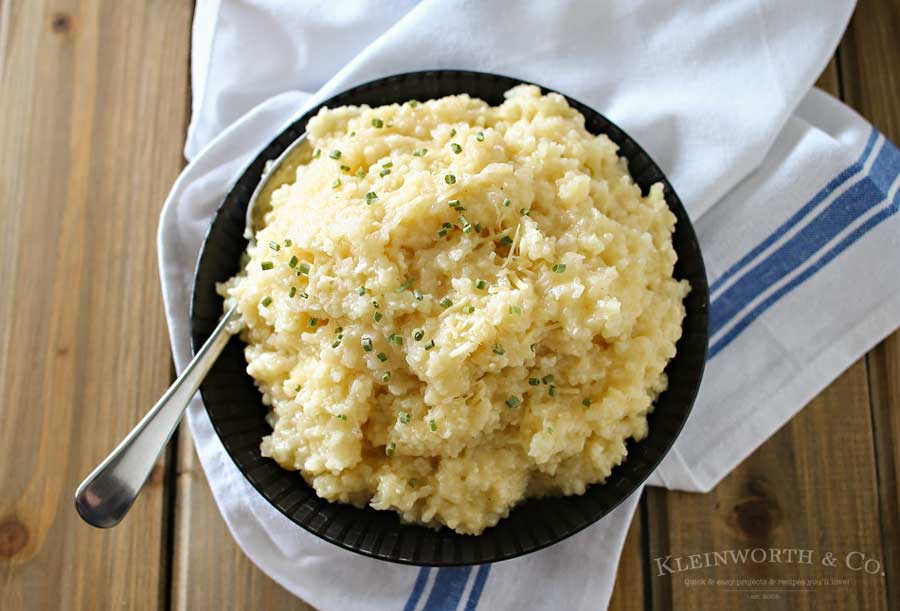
(219, 86, 688, 535)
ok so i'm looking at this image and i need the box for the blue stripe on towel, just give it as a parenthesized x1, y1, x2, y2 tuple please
(403, 567, 432, 611)
(402, 564, 492, 611)
(422, 567, 473, 611)
(709, 128, 879, 295)
(709, 131, 900, 358)
(463, 565, 492, 611)
(710, 185, 900, 359)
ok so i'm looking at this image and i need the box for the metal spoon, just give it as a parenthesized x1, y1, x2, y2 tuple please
(75, 133, 308, 528)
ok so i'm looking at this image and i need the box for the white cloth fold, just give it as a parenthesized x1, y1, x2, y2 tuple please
(159, 1, 900, 609)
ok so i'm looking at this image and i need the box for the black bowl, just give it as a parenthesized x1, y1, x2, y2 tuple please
(191, 70, 708, 566)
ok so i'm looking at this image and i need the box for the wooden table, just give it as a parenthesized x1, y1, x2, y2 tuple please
(1, 2, 897, 609)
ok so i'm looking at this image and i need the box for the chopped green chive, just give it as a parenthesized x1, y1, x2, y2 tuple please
(358, 285, 366, 296)
(424, 339, 436, 350)
(414, 289, 424, 301)
(295, 384, 302, 392)
(312, 148, 321, 159)
(332, 178, 341, 189)
(362, 337, 373, 352)
(509, 305, 521, 315)
(308, 317, 319, 328)
(356, 168, 366, 178)
(520, 208, 530, 216)
(476, 131, 484, 142)
(298, 262, 310, 275)
(334, 326, 343, 335)
(463, 305, 475, 314)
(372, 300, 380, 309)
(289, 287, 297, 298)
(381, 372, 391, 383)
(380, 168, 391, 177)
(408, 478, 417, 487)
(388, 334, 403, 345)
(395, 279, 412, 292)
(429, 419, 437, 432)
(376, 352, 388, 362)
(336, 414, 348, 421)
(332, 339, 341, 348)
(439, 297, 453, 308)
(283, 238, 292, 247)
(386, 441, 396, 456)
(408, 100, 419, 107)
(413, 148, 428, 157)
(474, 223, 482, 233)
(372, 118, 384, 128)
(437, 228, 449, 238)
(261, 261, 274, 270)
(349, 132, 356, 137)
(299, 292, 309, 299)
(475, 279, 487, 290)
(268, 241, 281, 251)
(542, 375, 554, 385)
(450, 128, 457, 137)
(261, 296, 272, 307)
(459, 215, 471, 232)
(499, 235, 514, 246)
(528, 378, 541, 386)
(329, 150, 342, 160)
(450, 143, 462, 154)
(548, 385, 556, 397)
(444, 174, 456, 184)
(582, 397, 592, 407)
(448, 199, 462, 209)
(505, 396, 520, 409)
(552, 263, 567, 273)
(339, 164, 350, 172)
(503, 198, 511, 207)
(374, 311, 383, 323)
(365, 191, 378, 204)
(492, 344, 505, 355)
(382, 161, 393, 169)
(288, 255, 299, 268)
(399, 412, 411, 424)
(413, 329, 424, 341)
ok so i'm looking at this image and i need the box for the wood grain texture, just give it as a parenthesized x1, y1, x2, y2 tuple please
(644, 57, 890, 610)
(0, 0, 191, 609)
(171, 428, 315, 611)
(840, 2, 900, 609)
(646, 360, 887, 610)
(607, 493, 646, 611)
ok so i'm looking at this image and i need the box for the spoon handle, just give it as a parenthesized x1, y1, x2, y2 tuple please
(75, 304, 238, 528)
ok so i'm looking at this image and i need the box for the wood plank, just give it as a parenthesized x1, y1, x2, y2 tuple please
(645, 57, 889, 610)
(0, 1, 191, 609)
(866, 339, 900, 611)
(840, 2, 900, 609)
(647, 360, 886, 610)
(608, 493, 646, 611)
(172, 428, 316, 611)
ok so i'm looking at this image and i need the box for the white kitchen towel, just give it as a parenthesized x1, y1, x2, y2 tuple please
(158, 1, 900, 609)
